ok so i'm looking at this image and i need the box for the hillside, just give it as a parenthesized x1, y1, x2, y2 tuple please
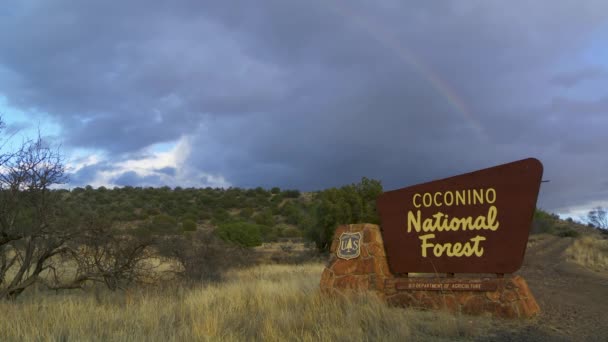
(52, 178, 382, 253)
(57, 185, 312, 240)
(1, 218, 606, 341)
(1, 181, 607, 340)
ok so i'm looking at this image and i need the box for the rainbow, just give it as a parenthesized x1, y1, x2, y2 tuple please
(326, 1, 486, 140)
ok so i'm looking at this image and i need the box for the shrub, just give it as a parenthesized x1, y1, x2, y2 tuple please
(215, 221, 263, 247)
(211, 209, 232, 225)
(181, 212, 199, 223)
(239, 207, 255, 220)
(306, 177, 382, 251)
(281, 202, 304, 225)
(156, 230, 255, 282)
(281, 226, 302, 238)
(149, 214, 178, 233)
(259, 224, 279, 242)
(557, 229, 579, 238)
(199, 209, 212, 220)
(182, 219, 197, 232)
(283, 189, 301, 198)
(145, 207, 161, 216)
(115, 209, 137, 221)
(254, 209, 275, 226)
(531, 209, 556, 234)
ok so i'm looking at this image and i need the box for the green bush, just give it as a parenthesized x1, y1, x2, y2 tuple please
(281, 226, 302, 238)
(181, 212, 198, 223)
(239, 207, 254, 220)
(215, 222, 263, 247)
(182, 219, 197, 232)
(116, 209, 137, 221)
(281, 202, 303, 225)
(145, 207, 161, 216)
(254, 209, 275, 226)
(306, 177, 382, 252)
(151, 214, 177, 232)
(211, 209, 232, 225)
(270, 194, 285, 205)
(531, 209, 557, 234)
(557, 229, 579, 238)
(283, 189, 301, 198)
(258, 224, 279, 242)
(199, 209, 212, 220)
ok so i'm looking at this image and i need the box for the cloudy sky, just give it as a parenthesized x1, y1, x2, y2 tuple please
(0, 1, 607, 217)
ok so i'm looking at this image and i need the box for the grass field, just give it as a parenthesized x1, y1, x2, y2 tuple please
(0, 263, 494, 341)
(566, 236, 608, 272)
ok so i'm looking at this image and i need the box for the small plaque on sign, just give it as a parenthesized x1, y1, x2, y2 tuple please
(337, 232, 362, 260)
(393, 278, 498, 292)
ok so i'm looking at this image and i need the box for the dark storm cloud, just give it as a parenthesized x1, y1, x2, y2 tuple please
(113, 171, 163, 187)
(551, 67, 608, 88)
(156, 167, 177, 177)
(1, 1, 607, 212)
(68, 162, 113, 186)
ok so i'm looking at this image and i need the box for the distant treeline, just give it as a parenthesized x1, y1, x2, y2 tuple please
(54, 177, 383, 251)
(57, 182, 594, 251)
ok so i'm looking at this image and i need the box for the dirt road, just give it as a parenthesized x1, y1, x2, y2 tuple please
(483, 234, 608, 341)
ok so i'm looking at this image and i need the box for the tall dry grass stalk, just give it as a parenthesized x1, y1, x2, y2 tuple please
(566, 236, 608, 272)
(0, 263, 490, 341)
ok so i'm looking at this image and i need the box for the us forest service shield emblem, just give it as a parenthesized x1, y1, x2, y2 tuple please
(337, 232, 362, 260)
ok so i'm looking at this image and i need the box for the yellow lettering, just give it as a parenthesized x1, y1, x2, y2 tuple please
(434, 242, 450, 256)
(450, 216, 472, 230)
(444, 191, 453, 206)
(407, 207, 499, 233)
(407, 210, 421, 232)
(470, 235, 486, 256)
(423, 217, 435, 232)
(419, 234, 435, 257)
(456, 190, 465, 205)
(487, 206, 499, 231)
(486, 188, 497, 203)
(406, 189, 498, 259)
(413, 193, 421, 208)
(410, 188, 498, 208)
(423, 193, 432, 207)
(450, 242, 463, 256)
(473, 189, 484, 204)
(473, 215, 486, 229)
(433, 192, 443, 207)
(417, 234, 487, 257)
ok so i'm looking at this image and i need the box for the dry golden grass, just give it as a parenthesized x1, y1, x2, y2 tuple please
(0, 263, 493, 341)
(566, 236, 608, 272)
(255, 241, 308, 252)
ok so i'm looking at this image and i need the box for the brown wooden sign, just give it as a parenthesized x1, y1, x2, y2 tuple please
(393, 278, 499, 292)
(376, 158, 543, 274)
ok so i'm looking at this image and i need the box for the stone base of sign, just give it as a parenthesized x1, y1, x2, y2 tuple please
(319, 224, 393, 295)
(384, 276, 540, 318)
(319, 224, 540, 319)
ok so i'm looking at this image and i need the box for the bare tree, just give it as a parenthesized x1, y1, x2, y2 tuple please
(0, 130, 71, 299)
(63, 219, 158, 291)
(0, 119, 156, 299)
(587, 206, 607, 230)
(157, 230, 255, 283)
